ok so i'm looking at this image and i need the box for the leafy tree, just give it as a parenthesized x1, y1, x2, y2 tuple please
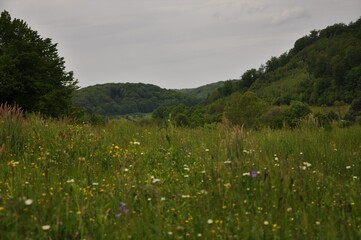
(0, 10, 78, 117)
(224, 91, 268, 128)
(284, 101, 311, 127)
(239, 68, 259, 89)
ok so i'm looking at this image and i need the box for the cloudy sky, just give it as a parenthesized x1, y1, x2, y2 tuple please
(2, 0, 361, 89)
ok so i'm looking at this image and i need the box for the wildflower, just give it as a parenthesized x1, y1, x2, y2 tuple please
(42, 225, 50, 230)
(181, 195, 190, 199)
(346, 166, 351, 169)
(272, 223, 279, 231)
(263, 221, 269, 225)
(251, 171, 257, 178)
(66, 179, 75, 183)
(152, 178, 161, 184)
(119, 202, 129, 213)
(315, 221, 321, 225)
(205, 148, 209, 152)
(207, 219, 213, 224)
(183, 165, 190, 171)
(224, 183, 231, 188)
(0, 206, 4, 211)
(7, 160, 19, 168)
(92, 182, 99, 186)
(116, 201, 129, 217)
(25, 199, 33, 206)
(303, 162, 312, 167)
(133, 141, 140, 145)
(224, 160, 232, 164)
(242, 172, 250, 176)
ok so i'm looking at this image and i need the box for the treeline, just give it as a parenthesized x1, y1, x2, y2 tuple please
(73, 83, 201, 117)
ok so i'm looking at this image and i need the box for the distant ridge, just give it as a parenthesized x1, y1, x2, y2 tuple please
(73, 82, 201, 117)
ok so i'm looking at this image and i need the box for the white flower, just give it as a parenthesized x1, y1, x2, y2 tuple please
(25, 199, 33, 206)
(152, 178, 161, 184)
(242, 172, 250, 176)
(133, 141, 140, 145)
(346, 166, 351, 169)
(66, 179, 75, 183)
(207, 219, 213, 224)
(42, 225, 50, 230)
(303, 162, 312, 167)
(92, 182, 99, 186)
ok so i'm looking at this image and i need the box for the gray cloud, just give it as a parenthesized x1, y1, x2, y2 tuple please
(1, 0, 361, 89)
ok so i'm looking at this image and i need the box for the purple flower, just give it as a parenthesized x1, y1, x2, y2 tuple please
(116, 201, 129, 218)
(251, 171, 257, 178)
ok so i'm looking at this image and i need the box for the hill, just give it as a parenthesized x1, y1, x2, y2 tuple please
(208, 17, 361, 106)
(175, 81, 225, 99)
(73, 82, 201, 117)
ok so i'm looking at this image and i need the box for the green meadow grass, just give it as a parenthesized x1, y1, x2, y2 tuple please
(0, 114, 360, 239)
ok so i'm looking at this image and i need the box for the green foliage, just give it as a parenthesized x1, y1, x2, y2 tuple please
(0, 11, 78, 117)
(345, 96, 361, 121)
(152, 104, 217, 127)
(175, 81, 225, 100)
(223, 91, 268, 128)
(284, 101, 312, 127)
(73, 83, 201, 117)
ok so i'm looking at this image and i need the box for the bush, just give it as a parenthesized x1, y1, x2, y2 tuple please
(285, 101, 312, 127)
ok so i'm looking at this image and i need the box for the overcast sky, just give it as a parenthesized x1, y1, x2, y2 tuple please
(2, 0, 361, 89)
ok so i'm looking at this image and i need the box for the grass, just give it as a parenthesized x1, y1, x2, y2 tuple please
(0, 110, 360, 239)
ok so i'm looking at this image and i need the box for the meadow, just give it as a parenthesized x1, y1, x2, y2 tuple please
(0, 107, 360, 239)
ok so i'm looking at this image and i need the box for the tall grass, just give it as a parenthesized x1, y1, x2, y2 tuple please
(0, 115, 360, 239)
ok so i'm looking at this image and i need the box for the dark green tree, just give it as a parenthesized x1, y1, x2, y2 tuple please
(224, 91, 268, 128)
(0, 10, 78, 117)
